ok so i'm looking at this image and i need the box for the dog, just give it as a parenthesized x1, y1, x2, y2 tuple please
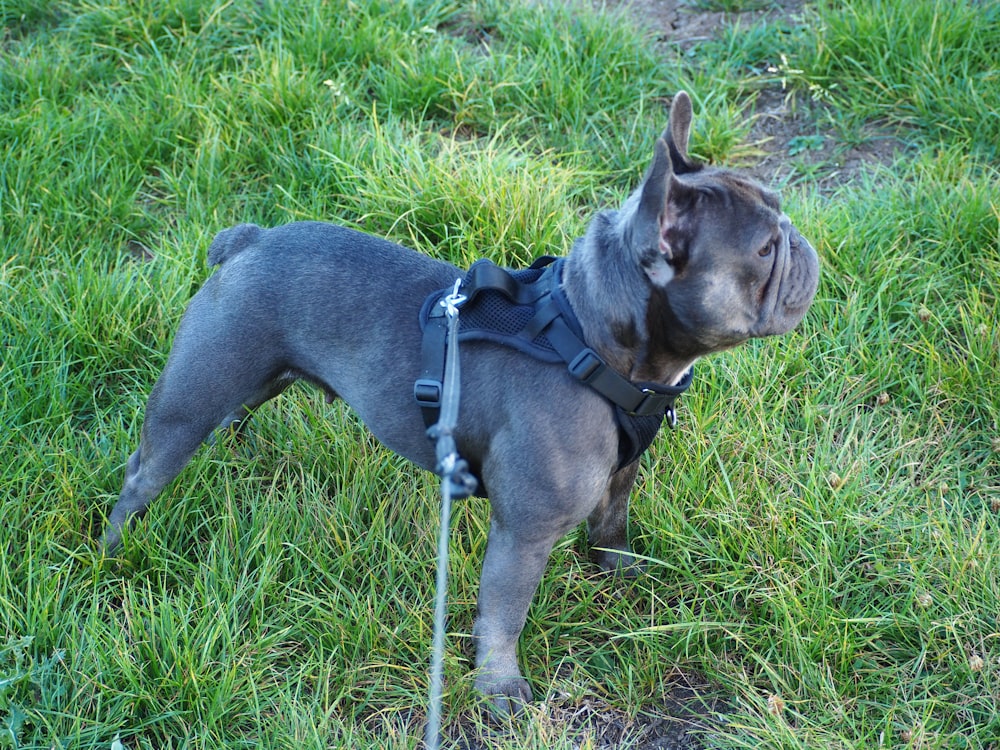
(101, 91, 819, 716)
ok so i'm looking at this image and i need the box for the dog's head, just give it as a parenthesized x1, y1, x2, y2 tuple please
(625, 91, 820, 356)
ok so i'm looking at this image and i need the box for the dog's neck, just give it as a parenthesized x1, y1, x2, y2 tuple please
(562, 211, 698, 388)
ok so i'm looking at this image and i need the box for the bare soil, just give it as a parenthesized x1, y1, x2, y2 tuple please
(609, 0, 905, 192)
(442, 670, 727, 749)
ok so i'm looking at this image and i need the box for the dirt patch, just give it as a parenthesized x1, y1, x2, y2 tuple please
(740, 86, 905, 190)
(536, 674, 731, 750)
(443, 672, 730, 750)
(609, 0, 808, 47)
(603, 0, 906, 191)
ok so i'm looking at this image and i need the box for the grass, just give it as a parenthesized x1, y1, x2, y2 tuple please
(1, 0, 998, 747)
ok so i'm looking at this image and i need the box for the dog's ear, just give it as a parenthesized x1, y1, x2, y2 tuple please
(634, 138, 680, 285)
(634, 136, 702, 287)
(636, 91, 700, 239)
(662, 91, 700, 176)
(636, 138, 674, 241)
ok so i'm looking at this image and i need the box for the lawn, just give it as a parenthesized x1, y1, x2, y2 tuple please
(1, 0, 998, 747)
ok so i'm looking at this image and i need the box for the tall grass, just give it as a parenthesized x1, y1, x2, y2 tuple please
(1, 0, 998, 748)
(806, 0, 1000, 159)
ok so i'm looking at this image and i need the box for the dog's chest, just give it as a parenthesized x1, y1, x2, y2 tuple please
(416, 258, 685, 470)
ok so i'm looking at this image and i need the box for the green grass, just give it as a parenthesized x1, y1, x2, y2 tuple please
(2, 0, 998, 747)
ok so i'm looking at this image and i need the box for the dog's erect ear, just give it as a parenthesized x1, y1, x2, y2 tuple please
(634, 138, 680, 286)
(634, 128, 702, 287)
(636, 91, 700, 244)
(663, 91, 699, 176)
(636, 138, 673, 244)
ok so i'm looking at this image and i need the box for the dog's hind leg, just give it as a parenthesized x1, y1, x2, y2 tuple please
(100, 325, 290, 553)
(101, 378, 283, 553)
(101, 419, 222, 554)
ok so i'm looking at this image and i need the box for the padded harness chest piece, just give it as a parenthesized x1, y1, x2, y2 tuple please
(415, 257, 693, 470)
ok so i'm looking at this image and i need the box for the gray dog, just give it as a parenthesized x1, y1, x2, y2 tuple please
(102, 92, 819, 715)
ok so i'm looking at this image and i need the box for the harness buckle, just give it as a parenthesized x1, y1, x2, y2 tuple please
(414, 378, 443, 409)
(628, 387, 669, 417)
(567, 348, 603, 383)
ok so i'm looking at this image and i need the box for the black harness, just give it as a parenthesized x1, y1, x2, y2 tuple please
(414, 256, 693, 471)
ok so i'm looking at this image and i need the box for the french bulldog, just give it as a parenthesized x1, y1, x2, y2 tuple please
(102, 91, 819, 715)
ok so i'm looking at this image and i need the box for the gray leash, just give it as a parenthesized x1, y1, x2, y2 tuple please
(425, 279, 478, 750)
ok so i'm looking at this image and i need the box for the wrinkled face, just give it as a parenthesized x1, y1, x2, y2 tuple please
(627, 91, 819, 360)
(660, 169, 819, 352)
(640, 169, 819, 354)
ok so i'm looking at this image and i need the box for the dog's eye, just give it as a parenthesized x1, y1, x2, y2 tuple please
(758, 240, 775, 258)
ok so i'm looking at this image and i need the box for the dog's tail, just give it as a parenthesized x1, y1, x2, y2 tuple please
(207, 223, 263, 266)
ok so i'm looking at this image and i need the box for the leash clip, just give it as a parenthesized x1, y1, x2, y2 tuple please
(440, 278, 467, 318)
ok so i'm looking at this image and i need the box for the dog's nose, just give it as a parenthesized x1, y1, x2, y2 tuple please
(780, 215, 810, 256)
(789, 229, 801, 251)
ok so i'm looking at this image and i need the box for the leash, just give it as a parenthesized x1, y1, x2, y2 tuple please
(425, 279, 478, 750)
(416, 264, 691, 743)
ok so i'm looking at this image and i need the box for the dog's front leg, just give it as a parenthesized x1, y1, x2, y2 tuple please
(586, 461, 643, 574)
(472, 517, 561, 716)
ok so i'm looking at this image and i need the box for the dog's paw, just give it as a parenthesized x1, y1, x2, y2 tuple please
(592, 546, 646, 577)
(97, 527, 123, 556)
(475, 674, 533, 718)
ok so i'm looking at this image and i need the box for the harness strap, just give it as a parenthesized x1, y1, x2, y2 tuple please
(542, 309, 690, 419)
(463, 258, 553, 306)
(415, 310, 448, 428)
(414, 257, 693, 470)
(415, 257, 556, 427)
